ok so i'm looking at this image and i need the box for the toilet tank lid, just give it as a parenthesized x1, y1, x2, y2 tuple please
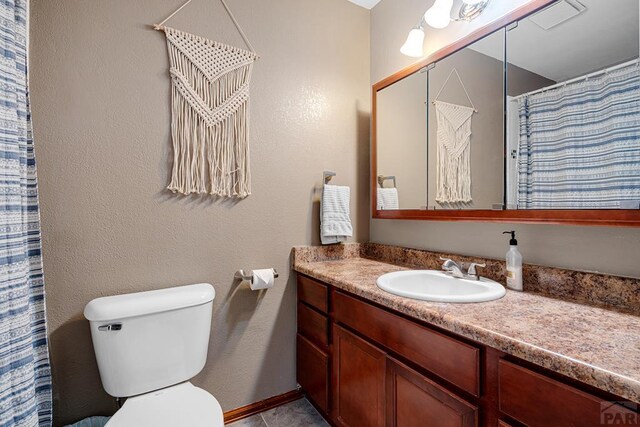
(84, 283, 215, 322)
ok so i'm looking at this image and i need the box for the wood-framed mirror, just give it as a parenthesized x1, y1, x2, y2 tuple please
(372, 0, 640, 226)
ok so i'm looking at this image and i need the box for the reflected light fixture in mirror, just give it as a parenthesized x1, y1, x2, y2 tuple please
(400, 24, 426, 57)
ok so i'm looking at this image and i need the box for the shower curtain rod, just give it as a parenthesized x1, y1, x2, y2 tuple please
(513, 57, 639, 100)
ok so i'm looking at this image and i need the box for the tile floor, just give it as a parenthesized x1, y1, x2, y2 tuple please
(226, 398, 329, 427)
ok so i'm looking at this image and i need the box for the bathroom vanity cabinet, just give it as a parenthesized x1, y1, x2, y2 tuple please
(296, 274, 639, 427)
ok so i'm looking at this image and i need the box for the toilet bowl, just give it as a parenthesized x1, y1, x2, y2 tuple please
(84, 283, 223, 427)
(106, 382, 223, 427)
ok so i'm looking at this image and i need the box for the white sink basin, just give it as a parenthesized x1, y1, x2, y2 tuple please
(376, 270, 506, 303)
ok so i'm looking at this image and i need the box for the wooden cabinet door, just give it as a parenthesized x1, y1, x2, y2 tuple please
(386, 358, 478, 427)
(297, 334, 329, 413)
(332, 325, 385, 427)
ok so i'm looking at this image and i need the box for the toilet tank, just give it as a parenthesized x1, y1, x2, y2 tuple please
(84, 283, 215, 398)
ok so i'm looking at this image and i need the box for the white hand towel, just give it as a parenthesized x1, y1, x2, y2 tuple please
(321, 184, 353, 245)
(377, 188, 399, 210)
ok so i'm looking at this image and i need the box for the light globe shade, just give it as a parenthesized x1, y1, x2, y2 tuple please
(424, 0, 453, 29)
(400, 28, 425, 57)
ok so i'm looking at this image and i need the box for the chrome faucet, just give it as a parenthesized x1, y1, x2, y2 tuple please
(440, 258, 465, 277)
(440, 257, 486, 280)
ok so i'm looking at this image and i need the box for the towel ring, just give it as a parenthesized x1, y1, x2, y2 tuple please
(323, 171, 336, 184)
(377, 175, 396, 188)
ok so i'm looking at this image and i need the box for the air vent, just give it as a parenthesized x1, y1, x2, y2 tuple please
(529, 0, 586, 30)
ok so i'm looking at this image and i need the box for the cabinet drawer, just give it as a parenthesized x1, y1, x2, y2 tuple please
(499, 360, 638, 427)
(297, 275, 328, 313)
(334, 291, 480, 397)
(297, 334, 330, 414)
(298, 302, 329, 348)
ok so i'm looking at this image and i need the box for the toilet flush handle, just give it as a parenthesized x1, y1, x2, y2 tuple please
(98, 323, 122, 332)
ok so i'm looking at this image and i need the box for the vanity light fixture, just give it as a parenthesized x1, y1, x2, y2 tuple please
(458, 0, 490, 22)
(424, 0, 454, 29)
(400, 23, 426, 57)
(400, 0, 491, 57)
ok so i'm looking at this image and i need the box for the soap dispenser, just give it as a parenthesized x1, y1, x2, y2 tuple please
(502, 231, 523, 291)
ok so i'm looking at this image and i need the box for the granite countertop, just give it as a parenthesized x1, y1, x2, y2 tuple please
(293, 251, 640, 404)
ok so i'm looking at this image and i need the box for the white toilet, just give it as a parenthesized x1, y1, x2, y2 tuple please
(84, 283, 224, 427)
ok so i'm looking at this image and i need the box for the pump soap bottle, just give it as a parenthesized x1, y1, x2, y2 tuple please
(503, 231, 523, 291)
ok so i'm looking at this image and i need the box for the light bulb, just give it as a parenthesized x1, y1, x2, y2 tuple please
(400, 28, 425, 57)
(424, 0, 453, 29)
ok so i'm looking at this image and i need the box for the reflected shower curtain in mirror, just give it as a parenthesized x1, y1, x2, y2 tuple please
(517, 61, 640, 209)
(0, 1, 52, 426)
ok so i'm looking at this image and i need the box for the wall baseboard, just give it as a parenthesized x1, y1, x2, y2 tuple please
(223, 389, 304, 424)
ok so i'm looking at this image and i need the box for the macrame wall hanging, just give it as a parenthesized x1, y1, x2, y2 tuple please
(154, 0, 258, 198)
(432, 68, 477, 204)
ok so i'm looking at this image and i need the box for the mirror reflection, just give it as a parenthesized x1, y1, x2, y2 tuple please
(427, 29, 504, 210)
(375, 30, 506, 211)
(376, 69, 427, 210)
(374, 0, 640, 213)
(505, 0, 640, 209)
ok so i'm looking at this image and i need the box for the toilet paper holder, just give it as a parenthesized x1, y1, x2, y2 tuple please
(234, 268, 279, 283)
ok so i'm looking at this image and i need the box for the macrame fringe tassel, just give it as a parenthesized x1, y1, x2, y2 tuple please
(166, 92, 251, 198)
(436, 145, 471, 204)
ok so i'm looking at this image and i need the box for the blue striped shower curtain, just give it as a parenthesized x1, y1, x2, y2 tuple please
(0, 1, 52, 426)
(517, 61, 640, 209)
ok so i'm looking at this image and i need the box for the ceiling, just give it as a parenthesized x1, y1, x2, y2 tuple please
(471, 0, 639, 82)
(347, 0, 382, 9)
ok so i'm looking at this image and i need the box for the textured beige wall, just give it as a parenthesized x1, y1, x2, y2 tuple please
(370, 0, 640, 278)
(30, 0, 370, 425)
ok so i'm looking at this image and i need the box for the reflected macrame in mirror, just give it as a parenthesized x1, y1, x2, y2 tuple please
(427, 29, 504, 211)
